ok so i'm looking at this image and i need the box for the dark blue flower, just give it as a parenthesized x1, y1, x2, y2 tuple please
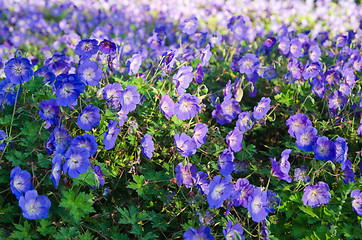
(38, 99, 59, 124)
(296, 126, 318, 152)
(0, 130, 7, 150)
(313, 136, 336, 161)
(50, 154, 62, 189)
(77, 60, 103, 86)
(55, 74, 85, 107)
(218, 149, 234, 176)
(70, 134, 98, 157)
(75, 39, 99, 58)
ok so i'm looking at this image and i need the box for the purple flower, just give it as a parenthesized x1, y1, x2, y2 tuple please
(184, 226, 214, 240)
(38, 99, 59, 124)
(201, 44, 212, 67)
(19, 190, 51, 220)
(193, 123, 208, 148)
(195, 171, 210, 194)
(351, 189, 362, 216)
(197, 210, 215, 225)
(50, 154, 62, 189)
(4, 57, 34, 84)
(195, 63, 204, 84)
(271, 157, 292, 183)
(296, 126, 318, 152)
(310, 76, 326, 98)
(77, 105, 101, 131)
(207, 175, 233, 209)
(328, 91, 348, 110)
(175, 162, 196, 188)
(302, 61, 323, 80)
(173, 66, 194, 95)
(286, 113, 312, 138)
(223, 220, 245, 240)
(263, 66, 278, 80)
(174, 132, 197, 157)
(90, 165, 105, 189)
(10, 166, 33, 200)
(141, 134, 154, 159)
(99, 39, 116, 55)
(294, 166, 311, 183)
(231, 178, 254, 208)
(159, 94, 174, 119)
(103, 83, 123, 110)
(232, 19, 248, 41)
(218, 149, 235, 176)
(236, 111, 253, 133)
(221, 98, 241, 121)
(63, 147, 90, 178)
(121, 85, 140, 113)
(174, 94, 200, 121)
(126, 54, 142, 75)
(0, 78, 18, 106)
(288, 58, 303, 80)
(278, 37, 290, 55)
(180, 16, 199, 35)
(303, 181, 331, 208)
(75, 39, 99, 58)
(226, 127, 243, 153)
(103, 119, 121, 150)
(313, 136, 336, 161)
(77, 60, 103, 86)
(238, 53, 259, 75)
(55, 74, 85, 106)
(70, 134, 98, 157)
(290, 38, 303, 58)
(309, 45, 322, 62)
(212, 104, 233, 125)
(335, 35, 348, 48)
(117, 108, 129, 127)
(247, 187, 269, 222)
(253, 97, 271, 120)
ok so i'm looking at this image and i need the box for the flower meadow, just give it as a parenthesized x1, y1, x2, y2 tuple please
(1, 0, 362, 239)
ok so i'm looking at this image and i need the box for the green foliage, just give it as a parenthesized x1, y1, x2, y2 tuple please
(59, 189, 95, 222)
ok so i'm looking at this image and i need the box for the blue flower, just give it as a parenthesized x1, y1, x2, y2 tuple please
(223, 220, 245, 240)
(63, 147, 90, 178)
(236, 111, 253, 133)
(302, 181, 331, 208)
(296, 126, 318, 152)
(179, 16, 199, 35)
(231, 178, 254, 208)
(286, 113, 312, 138)
(141, 134, 154, 159)
(55, 74, 85, 107)
(159, 94, 174, 119)
(175, 162, 196, 188)
(174, 94, 200, 121)
(173, 66, 194, 95)
(184, 226, 214, 240)
(238, 53, 259, 75)
(103, 83, 123, 110)
(226, 127, 243, 153)
(50, 154, 62, 189)
(90, 165, 105, 189)
(247, 187, 269, 222)
(75, 39, 99, 58)
(103, 119, 121, 150)
(0, 130, 7, 150)
(19, 190, 51, 220)
(207, 175, 233, 209)
(70, 134, 98, 157)
(195, 171, 210, 194)
(351, 189, 362, 216)
(77, 60, 103, 86)
(126, 54, 143, 75)
(174, 132, 197, 157)
(193, 123, 208, 148)
(294, 166, 311, 183)
(38, 99, 59, 125)
(218, 149, 234, 176)
(253, 97, 271, 120)
(4, 57, 34, 84)
(313, 136, 336, 161)
(120, 85, 140, 113)
(77, 105, 101, 131)
(10, 166, 33, 200)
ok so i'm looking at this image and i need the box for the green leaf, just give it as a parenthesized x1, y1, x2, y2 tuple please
(10, 221, 34, 240)
(54, 227, 79, 240)
(127, 175, 145, 196)
(37, 219, 56, 236)
(59, 189, 95, 222)
(299, 205, 320, 219)
(117, 205, 148, 225)
(79, 230, 94, 240)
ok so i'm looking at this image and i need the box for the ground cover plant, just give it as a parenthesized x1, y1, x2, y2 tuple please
(0, 0, 362, 239)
